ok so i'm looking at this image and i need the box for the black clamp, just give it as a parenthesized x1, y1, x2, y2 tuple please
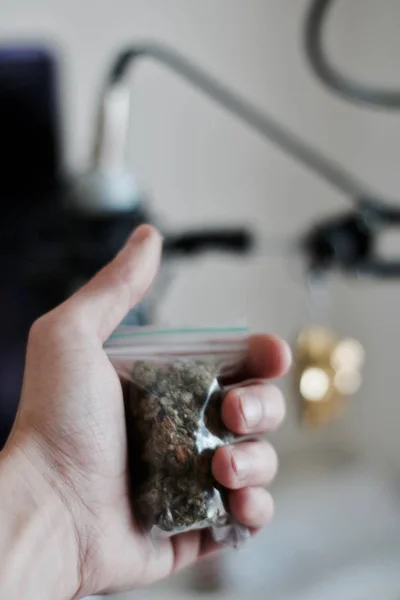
(303, 198, 400, 277)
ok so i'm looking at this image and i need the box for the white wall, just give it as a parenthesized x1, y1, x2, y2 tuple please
(3, 0, 400, 563)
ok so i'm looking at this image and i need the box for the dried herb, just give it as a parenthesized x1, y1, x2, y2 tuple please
(124, 359, 236, 534)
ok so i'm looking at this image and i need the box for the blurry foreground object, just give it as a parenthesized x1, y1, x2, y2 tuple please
(294, 326, 365, 427)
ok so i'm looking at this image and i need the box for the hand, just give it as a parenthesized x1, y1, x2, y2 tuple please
(2, 225, 291, 599)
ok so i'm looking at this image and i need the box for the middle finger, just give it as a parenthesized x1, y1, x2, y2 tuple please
(222, 383, 285, 435)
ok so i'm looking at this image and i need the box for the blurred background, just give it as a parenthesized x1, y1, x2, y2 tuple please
(2, 0, 400, 598)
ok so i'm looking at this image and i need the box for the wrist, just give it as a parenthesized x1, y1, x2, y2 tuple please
(0, 435, 81, 600)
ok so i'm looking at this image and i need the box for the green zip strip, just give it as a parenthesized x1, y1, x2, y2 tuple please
(108, 326, 248, 340)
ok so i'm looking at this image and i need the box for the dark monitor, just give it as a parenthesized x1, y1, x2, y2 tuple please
(0, 45, 61, 204)
(0, 44, 62, 448)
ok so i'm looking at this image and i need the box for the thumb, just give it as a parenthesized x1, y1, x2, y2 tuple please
(65, 225, 162, 341)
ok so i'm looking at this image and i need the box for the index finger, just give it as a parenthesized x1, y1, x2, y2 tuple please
(226, 334, 291, 383)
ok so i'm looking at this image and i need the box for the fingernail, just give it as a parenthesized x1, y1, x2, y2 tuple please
(265, 390, 285, 425)
(240, 393, 263, 428)
(282, 340, 292, 369)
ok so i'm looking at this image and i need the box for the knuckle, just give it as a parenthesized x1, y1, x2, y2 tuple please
(28, 314, 53, 344)
(28, 308, 79, 349)
(222, 391, 245, 433)
(228, 447, 242, 488)
(235, 392, 249, 431)
(214, 446, 241, 489)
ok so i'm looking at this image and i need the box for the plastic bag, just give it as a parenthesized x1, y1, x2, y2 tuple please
(105, 326, 251, 547)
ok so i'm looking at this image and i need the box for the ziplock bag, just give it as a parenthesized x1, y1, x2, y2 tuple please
(105, 326, 251, 547)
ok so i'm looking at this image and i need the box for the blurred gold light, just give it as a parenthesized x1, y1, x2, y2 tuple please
(293, 326, 364, 428)
(334, 369, 362, 395)
(297, 326, 336, 362)
(300, 367, 330, 401)
(331, 338, 365, 371)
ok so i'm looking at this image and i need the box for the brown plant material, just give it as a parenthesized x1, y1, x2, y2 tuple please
(124, 359, 236, 534)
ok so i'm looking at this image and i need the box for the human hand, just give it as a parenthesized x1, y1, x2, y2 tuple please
(2, 225, 290, 599)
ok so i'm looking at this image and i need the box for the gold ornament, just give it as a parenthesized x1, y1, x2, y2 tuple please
(293, 326, 364, 427)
